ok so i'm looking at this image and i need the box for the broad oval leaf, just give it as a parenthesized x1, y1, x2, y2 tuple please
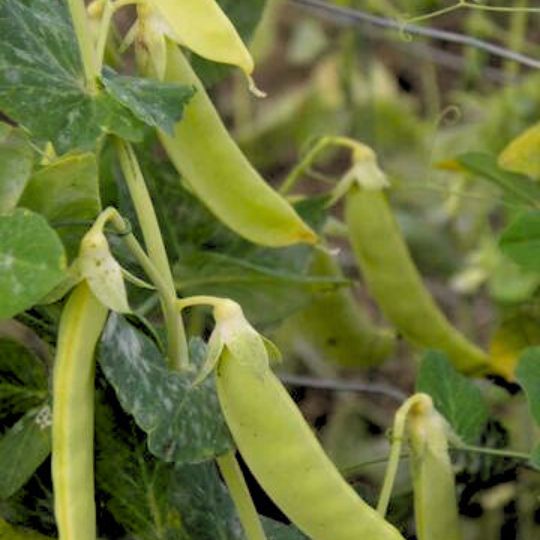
(499, 211, 540, 273)
(19, 152, 101, 259)
(498, 121, 540, 180)
(99, 314, 233, 463)
(0, 209, 66, 318)
(0, 124, 34, 213)
(416, 350, 488, 443)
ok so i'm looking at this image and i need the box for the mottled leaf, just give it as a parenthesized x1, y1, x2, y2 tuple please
(0, 209, 66, 318)
(0, 124, 33, 213)
(499, 211, 540, 273)
(102, 68, 195, 135)
(99, 314, 233, 463)
(0, 404, 51, 498)
(18, 152, 101, 258)
(416, 350, 488, 443)
(0, 0, 145, 153)
(515, 347, 540, 427)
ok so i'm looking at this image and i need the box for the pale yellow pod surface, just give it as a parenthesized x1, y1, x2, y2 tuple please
(52, 282, 108, 540)
(160, 43, 317, 247)
(149, 0, 254, 75)
(498, 121, 540, 179)
(216, 349, 405, 540)
(407, 399, 462, 540)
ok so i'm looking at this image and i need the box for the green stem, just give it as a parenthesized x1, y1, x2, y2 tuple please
(115, 140, 188, 370)
(279, 136, 360, 195)
(217, 452, 267, 540)
(453, 444, 531, 461)
(66, 0, 98, 92)
(377, 394, 430, 517)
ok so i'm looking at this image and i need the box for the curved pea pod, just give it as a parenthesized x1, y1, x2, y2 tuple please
(407, 395, 462, 540)
(274, 249, 395, 367)
(212, 302, 405, 540)
(158, 42, 317, 248)
(147, 0, 254, 78)
(343, 158, 488, 374)
(52, 282, 108, 540)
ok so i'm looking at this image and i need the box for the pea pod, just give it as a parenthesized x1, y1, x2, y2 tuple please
(274, 249, 395, 367)
(407, 395, 462, 540)
(206, 300, 405, 540)
(157, 42, 317, 248)
(148, 0, 254, 77)
(52, 282, 108, 540)
(343, 152, 488, 374)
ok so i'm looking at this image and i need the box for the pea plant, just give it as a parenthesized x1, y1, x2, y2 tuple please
(1, 0, 539, 539)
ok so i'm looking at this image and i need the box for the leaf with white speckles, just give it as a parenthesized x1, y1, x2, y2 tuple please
(99, 314, 233, 463)
(0, 209, 66, 318)
(0, 0, 146, 153)
(102, 67, 195, 135)
(0, 123, 34, 213)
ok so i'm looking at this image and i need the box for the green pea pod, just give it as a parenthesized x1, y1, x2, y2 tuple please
(274, 249, 395, 367)
(211, 301, 404, 540)
(344, 182, 488, 374)
(158, 42, 317, 248)
(407, 395, 462, 540)
(52, 282, 108, 540)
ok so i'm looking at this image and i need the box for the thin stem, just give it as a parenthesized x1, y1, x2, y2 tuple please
(280, 135, 360, 195)
(115, 139, 188, 370)
(217, 452, 267, 540)
(377, 394, 430, 517)
(453, 444, 531, 461)
(176, 295, 226, 311)
(95, 0, 115, 73)
(99, 208, 188, 372)
(66, 0, 98, 92)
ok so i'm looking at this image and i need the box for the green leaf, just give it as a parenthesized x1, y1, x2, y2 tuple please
(18, 152, 101, 259)
(0, 124, 33, 213)
(530, 444, 540, 470)
(0, 209, 66, 318)
(0, 404, 51, 499)
(262, 518, 308, 540)
(499, 211, 540, 273)
(175, 250, 347, 326)
(95, 401, 188, 540)
(0, 518, 51, 539)
(0, 338, 48, 418)
(515, 347, 540, 426)
(99, 314, 233, 463)
(416, 350, 488, 443)
(0, 0, 145, 153)
(456, 152, 540, 207)
(102, 68, 195, 135)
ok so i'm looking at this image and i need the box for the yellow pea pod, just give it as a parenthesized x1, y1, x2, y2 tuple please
(274, 249, 395, 367)
(344, 179, 488, 375)
(148, 0, 254, 77)
(407, 395, 462, 540)
(498, 121, 540, 179)
(212, 303, 404, 540)
(158, 42, 317, 247)
(52, 282, 108, 540)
